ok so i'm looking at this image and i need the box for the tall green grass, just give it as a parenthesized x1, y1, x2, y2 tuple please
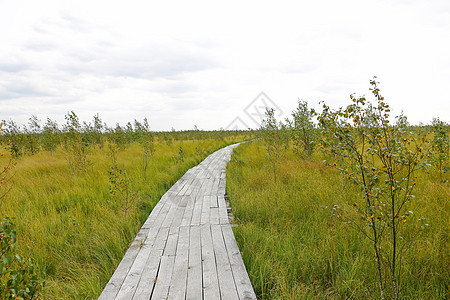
(0, 137, 243, 299)
(227, 141, 449, 299)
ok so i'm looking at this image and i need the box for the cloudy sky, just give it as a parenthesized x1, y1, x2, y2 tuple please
(1, 0, 449, 130)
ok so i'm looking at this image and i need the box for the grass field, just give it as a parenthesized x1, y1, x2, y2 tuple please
(1, 120, 447, 299)
(227, 140, 449, 299)
(0, 136, 245, 299)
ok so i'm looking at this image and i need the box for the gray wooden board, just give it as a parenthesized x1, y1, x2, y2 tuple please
(218, 196, 229, 225)
(161, 198, 179, 228)
(113, 227, 159, 300)
(132, 227, 170, 299)
(180, 195, 195, 227)
(190, 195, 203, 226)
(201, 224, 220, 299)
(186, 225, 202, 300)
(167, 226, 190, 299)
(163, 226, 179, 256)
(210, 192, 219, 208)
(142, 201, 163, 229)
(152, 200, 172, 229)
(218, 178, 226, 196)
(98, 227, 150, 300)
(170, 205, 186, 228)
(97, 245, 139, 299)
(222, 224, 257, 300)
(99, 142, 257, 300)
(210, 207, 220, 225)
(200, 195, 210, 225)
(212, 225, 240, 299)
(204, 178, 214, 195)
(151, 255, 175, 300)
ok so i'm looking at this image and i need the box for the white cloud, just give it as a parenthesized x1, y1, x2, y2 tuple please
(0, 0, 449, 130)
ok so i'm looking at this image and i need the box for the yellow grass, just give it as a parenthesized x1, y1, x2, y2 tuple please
(0, 136, 244, 299)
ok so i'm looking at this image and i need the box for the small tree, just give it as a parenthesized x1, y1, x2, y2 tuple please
(24, 115, 41, 155)
(163, 133, 173, 146)
(394, 110, 409, 134)
(261, 108, 287, 183)
(92, 114, 104, 149)
(3, 120, 24, 158)
(42, 118, 60, 155)
(318, 78, 425, 300)
(137, 118, 155, 178)
(107, 124, 128, 150)
(174, 145, 185, 164)
(125, 122, 134, 144)
(108, 166, 140, 217)
(429, 117, 449, 178)
(288, 100, 317, 159)
(81, 121, 94, 147)
(64, 111, 89, 172)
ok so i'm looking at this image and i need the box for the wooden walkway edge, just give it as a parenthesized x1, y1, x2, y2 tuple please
(98, 143, 257, 300)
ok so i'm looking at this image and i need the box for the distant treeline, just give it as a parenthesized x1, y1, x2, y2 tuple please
(0, 111, 254, 158)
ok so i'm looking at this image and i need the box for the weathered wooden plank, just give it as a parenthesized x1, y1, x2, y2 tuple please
(168, 177, 186, 194)
(222, 225, 257, 300)
(151, 200, 172, 229)
(204, 178, 214, 195)
(217, 195, 226, 209)
(98, 227, 150, 300)
(181, 183, 195, 198)
(190, 177, 202, 195)
(170, 205, 186, 228)
(211, 225, 240, 300)
(191, 174, 203, 192)
(180, 195, 195, 227)
(200, 195, 210, 225)
(132, 227, 170, 300)
(178, 174, 195, 196)
(197, 177, 208, 195)
(167, 226, 190, 299)
(218, 178, 226, 196)
(163, 226, 179, 256)
(113, 227, 159, 300)
(186, 225, 202, 300)
(210, 191, 219, 208)
(142, 200, 164, 229)
(196, 165, 206, 179)
(151, 255, 175, 300)
(218, 195, 229, 225)
(161, 197, 179, 228)
(201, 224, 220, 299)
(190, 195, 203, 226)
(210, 207, 220, 225)
(205, 168, 212, 179)
(169, 175, 196, 228)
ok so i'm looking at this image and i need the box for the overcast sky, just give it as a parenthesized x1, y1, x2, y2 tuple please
(1, 0, 449, 130)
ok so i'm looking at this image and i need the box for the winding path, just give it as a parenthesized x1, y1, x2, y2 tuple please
(98, 143, 256, 300)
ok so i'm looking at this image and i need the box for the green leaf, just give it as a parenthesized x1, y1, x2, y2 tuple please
(15, 254, 23, 263)
(3, 254, 12, 265)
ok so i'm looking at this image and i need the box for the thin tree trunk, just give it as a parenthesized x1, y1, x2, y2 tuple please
(391, 195, 398, 300)
(372, 224, 385, 300)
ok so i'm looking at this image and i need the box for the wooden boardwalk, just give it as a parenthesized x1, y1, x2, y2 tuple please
(99, 143, 256, 300)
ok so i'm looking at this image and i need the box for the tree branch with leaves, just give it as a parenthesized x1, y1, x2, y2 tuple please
(318, 78, 426, 300)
